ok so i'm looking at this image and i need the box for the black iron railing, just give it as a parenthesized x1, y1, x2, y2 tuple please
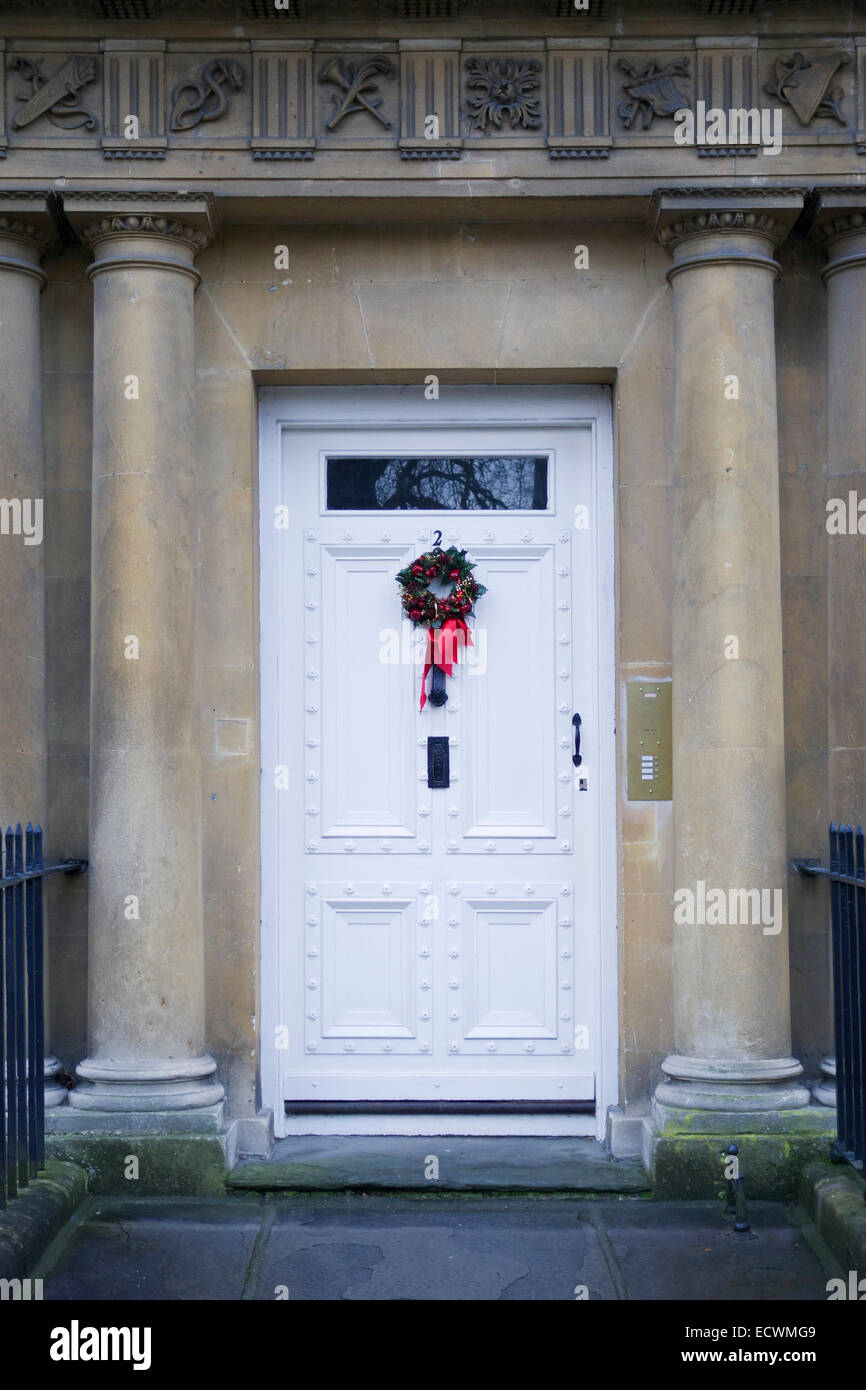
(1, 824, 86, 1209)
(794, 822, 866, 1194)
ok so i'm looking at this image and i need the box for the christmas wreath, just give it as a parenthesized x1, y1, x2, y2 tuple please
(395, 546, 487, 710)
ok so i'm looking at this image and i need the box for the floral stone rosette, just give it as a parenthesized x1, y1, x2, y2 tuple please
(395, 546, 487, 710)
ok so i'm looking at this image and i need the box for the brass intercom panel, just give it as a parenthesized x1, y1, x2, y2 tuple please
(626, 681, 672, 801)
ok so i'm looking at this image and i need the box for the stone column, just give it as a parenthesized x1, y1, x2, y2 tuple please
(66, 205, 223, 1114)
(654, 193, 810, 1114)
(810, 192, 866, 1107)
(0, 206, 68, 1106)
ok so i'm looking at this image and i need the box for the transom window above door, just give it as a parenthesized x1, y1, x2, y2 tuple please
(325, 454, 551, 511)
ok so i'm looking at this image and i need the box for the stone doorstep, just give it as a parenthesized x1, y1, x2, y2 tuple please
(226, 1136, 651, 1193)
(0, 1161, 88, 1280)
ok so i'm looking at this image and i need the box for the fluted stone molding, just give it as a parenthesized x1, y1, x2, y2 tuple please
(808, 192, 866, 1108)
(653, 191, 810, 1112)
(68, 204, 223, 1114)
(0, 204, 68, 1107)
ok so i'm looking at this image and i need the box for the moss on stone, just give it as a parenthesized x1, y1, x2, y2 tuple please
(45, 1134, 227, 1197)
(652, 1132, 831, 1200)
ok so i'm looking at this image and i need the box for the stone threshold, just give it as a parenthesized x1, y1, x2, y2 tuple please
(226, 1136, 651, 1194)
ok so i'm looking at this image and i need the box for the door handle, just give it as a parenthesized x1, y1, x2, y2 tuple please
(572, 713, 582, 767)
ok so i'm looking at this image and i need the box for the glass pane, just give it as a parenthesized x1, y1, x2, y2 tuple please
(326, 455, 549, 510)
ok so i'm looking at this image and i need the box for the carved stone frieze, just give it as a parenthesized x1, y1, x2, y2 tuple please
(319, 55, 395, 132)
(170, 58, 245, 132)
(0, 32, 864, 169)
(9, 55, 98, 131)
(464, 57, 542, 134)
(764, 50, 850, 126)
(617, 57, 690, 131)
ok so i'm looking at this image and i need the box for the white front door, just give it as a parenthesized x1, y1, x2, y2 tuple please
(260, 387, 616, 1135)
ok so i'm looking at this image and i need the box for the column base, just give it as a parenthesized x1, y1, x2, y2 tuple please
(47, 1101, 225, 1135)
(657, 1054, 811, 1111)
(45, 1129, 229, 1195)
(813, 1055, 837, 1107)
(646, 1096, 838, 1199)
(44, 1055, 68, 1108)
(68, 1055, 225, 1113)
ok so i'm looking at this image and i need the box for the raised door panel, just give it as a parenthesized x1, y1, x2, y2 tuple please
(447, 882, 574, 1057)
(306, 883, 433, 1056)
(457, 539, 574, 855)
(306, 538, 422, 850)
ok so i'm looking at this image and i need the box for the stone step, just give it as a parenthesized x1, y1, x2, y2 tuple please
(226, 1137, 651, 1193)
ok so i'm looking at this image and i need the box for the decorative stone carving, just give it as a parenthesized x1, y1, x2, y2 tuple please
(546, 41, 610, 156)
(319, 55, 395, 131)
(764, 51, 850, 125)
(9, 56, 98, 131)
(398, 41, 462, 153)
(252, 148, 314, 160)
(102, 42, 166, 159)
(464, 57, 542, 133)
(170, 59, 244, 132)
(80, 213, 210, 253)
(251, 42, 315, 155)
(617, 57, 690, 130)
(811, 209, 866, 246)
(657, 208, 783, 252)
(396, 0, 457, 14)
(549, 147, 609, 159)
(400, 147, 460, 159)
(0, 213, 50, 248)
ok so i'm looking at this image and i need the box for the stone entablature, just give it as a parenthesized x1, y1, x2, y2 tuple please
(2, 32, 866, 167)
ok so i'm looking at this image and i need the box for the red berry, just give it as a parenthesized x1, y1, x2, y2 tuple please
(411, 565, 423, 576)
(449, 569, 460, 579)
(409, 608, 421, 620)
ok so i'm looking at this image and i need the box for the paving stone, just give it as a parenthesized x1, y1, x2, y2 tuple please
(255, 1195, 616, 1300)
(37, 1194, 830, 1302)
(44, 1199, 263, 1301)
(598, 1200, 829, 1302)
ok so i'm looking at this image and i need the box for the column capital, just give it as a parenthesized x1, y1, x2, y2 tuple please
(0, 194, 54, 287)
(809, 188, 866, 277)
(79, 212, 211, 257)
(61, 191, 217, 281)
(652, 188, 805, 275)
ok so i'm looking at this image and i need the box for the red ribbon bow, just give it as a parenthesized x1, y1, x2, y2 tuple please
(420, 618, 472, 710)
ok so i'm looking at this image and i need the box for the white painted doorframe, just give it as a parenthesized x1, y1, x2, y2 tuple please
(259, 386, 618, 1138)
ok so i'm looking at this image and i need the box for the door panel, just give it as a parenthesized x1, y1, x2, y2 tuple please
(460, 544, 563, 843)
